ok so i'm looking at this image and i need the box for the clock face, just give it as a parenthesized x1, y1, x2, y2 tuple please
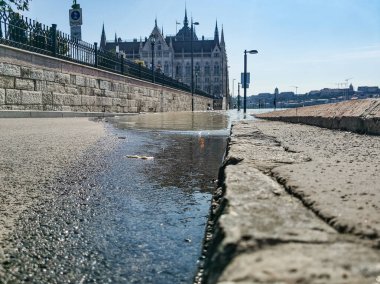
(71, 10, 81, 21)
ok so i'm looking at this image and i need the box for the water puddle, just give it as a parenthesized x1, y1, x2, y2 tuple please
(1, 110, 273, 283)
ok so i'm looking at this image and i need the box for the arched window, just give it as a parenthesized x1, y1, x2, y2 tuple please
(185, 63, 191, 77)
(195, 62, 200, 73)
(164, 62, 169, 74)
(214, 64, 220, 76)
(176, 64, 182, 76)
(204, 62, 210, 75)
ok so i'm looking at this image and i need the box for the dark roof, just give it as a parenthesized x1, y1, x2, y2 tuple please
(171, 39, 217, 53)
(175, 25, 197, 41)
(105, 38, 218, 55)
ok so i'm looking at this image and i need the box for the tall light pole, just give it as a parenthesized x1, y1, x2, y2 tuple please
(227, 65, 230, 109)
(191, 19, 199, 111)
(238, 82, 241, 111)
(232, 78, 236, 108)
(150, 34, 156, 83)
(243, 49, 258, 113)
(195, 71, 199, 93)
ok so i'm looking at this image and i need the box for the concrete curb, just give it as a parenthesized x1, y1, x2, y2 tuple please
(200, 121, 380, 283)
(255, 99, 380, 135)
(0, 111, 137, 118)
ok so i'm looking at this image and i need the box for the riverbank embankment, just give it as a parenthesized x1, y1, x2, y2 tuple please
(203, 119, 380, 283)
(255, 99, 380, 135)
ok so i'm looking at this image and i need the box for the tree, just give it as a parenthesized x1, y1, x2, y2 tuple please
(0, 0, 31, 11)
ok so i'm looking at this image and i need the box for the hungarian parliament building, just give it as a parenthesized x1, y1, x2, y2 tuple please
(100, 9, 229, 107)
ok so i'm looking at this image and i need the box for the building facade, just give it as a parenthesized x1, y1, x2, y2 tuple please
(100, 9, 229, 108)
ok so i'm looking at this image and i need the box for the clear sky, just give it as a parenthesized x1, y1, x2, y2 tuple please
(22, 0, 380, 96)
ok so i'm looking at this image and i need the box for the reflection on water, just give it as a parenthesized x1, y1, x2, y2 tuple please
(90, 111, 229, 283)
(111, 111, 229, 131)
(2, 110, 267, 283)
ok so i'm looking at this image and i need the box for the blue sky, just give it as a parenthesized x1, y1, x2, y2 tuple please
(23, 0, 380, 95)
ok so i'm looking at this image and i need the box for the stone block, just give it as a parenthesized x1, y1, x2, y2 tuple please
(0, 75, 15, 88)
(52, 93, 65, 106)
(93, 88, 102, 96)
(70, 74, 76, 85)
(96, 97, 112, 106)
(42, 92, 53, 105)
(99, 80, 110, 90)
(21, 90, 42, 105)
(63, 94, 81, 106)
(84, 87, 94, 96)
(117, 92, 127, 99)
(20, 67, 43, 80)
(81, 96, 96, 106)
(43, 70, 55, 82)
(0, 88, 5, 104)
(86, 78, 98, 88)
(120, 98, 128, 107)
(62, 106, 72, 111)
(105, 90, 117, 98)
(127, 93, 134, 100)
(55, 73, 70, 84)
(76, 75, 86, 86)
(112, 98, 121, 106)
(46, 82, 66, 93)
(0, 63, 21, 77)
(129, 107, 138, 113)
(15, 78, 35, 90)
(35, 81, 46, 91)
(5, 89, 21, 104)
(65, 86, 79, 95)
(104, 97, 113, 106)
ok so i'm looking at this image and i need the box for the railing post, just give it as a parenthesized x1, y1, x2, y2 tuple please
(120, 54, 124, 74)
(51, 24, 57, 57)
(0, 13, 3, 39)
(94, 42, 98, 68)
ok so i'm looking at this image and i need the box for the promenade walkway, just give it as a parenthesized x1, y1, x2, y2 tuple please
(206, 119, 380, 283)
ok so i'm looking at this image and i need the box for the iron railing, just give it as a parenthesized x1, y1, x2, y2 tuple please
(0, 10, 213, 99)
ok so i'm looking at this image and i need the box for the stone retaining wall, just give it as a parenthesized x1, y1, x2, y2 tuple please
(255, 99, 380, 135)
(0, 45, 213, 113)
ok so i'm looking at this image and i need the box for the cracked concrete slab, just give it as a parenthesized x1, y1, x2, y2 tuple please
(218, 243, 380, 284)
(255, 121, 380, 239)
(204, 120, 380, 284)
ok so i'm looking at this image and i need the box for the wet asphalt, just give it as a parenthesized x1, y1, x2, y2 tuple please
(1, 114, 228, 284)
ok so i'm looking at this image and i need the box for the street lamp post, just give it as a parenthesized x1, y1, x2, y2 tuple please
(150, 34, 156, 83)
(238, 82, 241, 111)
(232, 78, 236, 108)
(191, 19, 199, 111)
(195, 71, 199, 92)
(243, 49, 258, 113)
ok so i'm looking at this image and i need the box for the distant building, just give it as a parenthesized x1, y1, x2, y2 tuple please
(100, 9, 229, 109)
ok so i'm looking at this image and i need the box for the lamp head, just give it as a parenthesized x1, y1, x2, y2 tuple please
(193, 22, 199, 25)
(248, 50, 258, 54)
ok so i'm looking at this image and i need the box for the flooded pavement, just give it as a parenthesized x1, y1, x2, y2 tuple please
(1, 111, 229, 283)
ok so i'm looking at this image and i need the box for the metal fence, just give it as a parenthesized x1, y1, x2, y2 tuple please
(0, 10, 213, 99)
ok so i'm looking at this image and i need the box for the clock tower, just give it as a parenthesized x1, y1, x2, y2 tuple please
(69, 0, 82, 41)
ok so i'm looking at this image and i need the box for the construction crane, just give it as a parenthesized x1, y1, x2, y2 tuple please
(335, 83, 343, 89)
(344, 77, 353, 88)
